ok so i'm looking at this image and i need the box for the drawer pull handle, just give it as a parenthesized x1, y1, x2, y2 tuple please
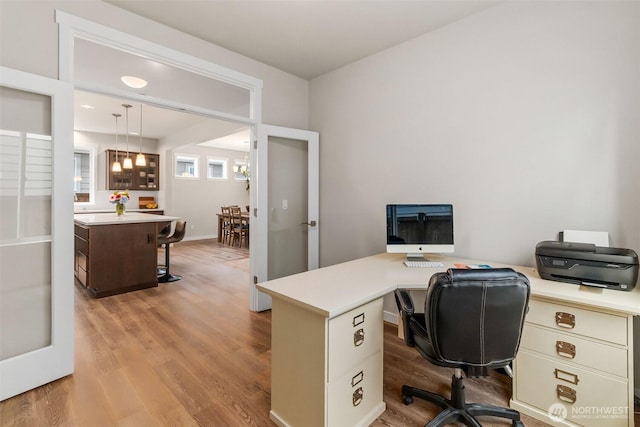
(354, 329, 365, 347)
(352, 387, 363, 406)
(555, 312, 575, 329)
(351, 371, 364, 387)
(353, 313, 365, 327)
(556, 341, 576, 359)
(554, 368, 579, 385)
(556, 384, 577, 403)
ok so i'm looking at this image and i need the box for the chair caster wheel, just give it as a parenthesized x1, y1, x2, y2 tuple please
(402, 395, 413, 405)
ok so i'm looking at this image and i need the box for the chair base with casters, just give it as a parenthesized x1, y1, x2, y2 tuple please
(157, 219, 186, 283)
(402, 368, 524, 427)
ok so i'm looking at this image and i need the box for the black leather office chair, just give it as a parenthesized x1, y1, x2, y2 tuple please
(158, 219, 186, 283)
(395, 268, 530, 427)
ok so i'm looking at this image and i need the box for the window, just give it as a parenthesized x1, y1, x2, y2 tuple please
(0, 128, 53, 240)
(175, 154, 199, 178)
(207, 158, 227, 179)
(73, 150, 91, 203)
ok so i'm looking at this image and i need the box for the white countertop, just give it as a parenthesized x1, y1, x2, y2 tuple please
(257, 252, 640, 319)
(74, 208, 164, 214)
(74, 212, 179, 226)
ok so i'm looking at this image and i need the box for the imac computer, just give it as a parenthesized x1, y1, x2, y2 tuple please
(386, 204, 454, 264)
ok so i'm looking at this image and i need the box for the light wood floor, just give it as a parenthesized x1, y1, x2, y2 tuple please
(0, 239, 556, 426)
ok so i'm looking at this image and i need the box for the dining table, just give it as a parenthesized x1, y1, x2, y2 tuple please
(216, 211, 250, 242)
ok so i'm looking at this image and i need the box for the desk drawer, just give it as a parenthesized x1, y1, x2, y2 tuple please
(515, 350, 628, 426)
(520, 324, 627, 378)
(527, 299, 627, 345)
(327, 351, 383, 427)
(328, 298, 383, 382)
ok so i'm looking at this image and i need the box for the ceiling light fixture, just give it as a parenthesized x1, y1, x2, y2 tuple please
(79, 104, 94, 109)
(136, 103, 146, 167)
(122, 104, 133, 169)
(111, 113, 122, 172)
(121, 75, 148, 89)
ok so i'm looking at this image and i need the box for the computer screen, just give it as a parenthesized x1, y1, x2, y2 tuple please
(386, 204, 454, 259)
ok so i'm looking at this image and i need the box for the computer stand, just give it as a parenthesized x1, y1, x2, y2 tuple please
(407, 254, 431, 262)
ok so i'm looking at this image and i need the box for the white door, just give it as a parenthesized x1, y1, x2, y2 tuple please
(250, 125, 319, 311)
(0, 67, 74, 401)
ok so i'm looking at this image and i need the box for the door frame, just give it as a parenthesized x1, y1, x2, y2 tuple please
(250, 125, 319, 312)
(56, 11, 265, 309)
(0, 66, 74, 401)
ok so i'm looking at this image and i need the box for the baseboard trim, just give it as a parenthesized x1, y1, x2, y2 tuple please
(182, 234, 216, 242)
(384, 310, 398, 325)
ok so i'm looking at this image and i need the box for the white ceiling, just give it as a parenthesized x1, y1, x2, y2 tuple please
(76, 1, 499, 147)
(106, 0, 500, 80)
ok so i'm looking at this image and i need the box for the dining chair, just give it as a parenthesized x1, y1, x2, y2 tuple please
(230, 205, 249, 247)
(221, 206, 233, 245)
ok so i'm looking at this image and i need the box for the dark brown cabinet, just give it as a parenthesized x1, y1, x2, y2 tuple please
(74, 221, 169, 298)
(107, 150, 160, 191)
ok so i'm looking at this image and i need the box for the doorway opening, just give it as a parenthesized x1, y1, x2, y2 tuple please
(57, 10, 261, 305)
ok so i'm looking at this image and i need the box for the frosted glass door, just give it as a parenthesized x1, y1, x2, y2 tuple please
(0, 67, 74, 401)
(251, 125, 319, 311)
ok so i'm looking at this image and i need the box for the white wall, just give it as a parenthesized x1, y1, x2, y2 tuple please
(310, 1, 640, 270)
(0, 0, 309, 128)
(1, 0, 310, 238)
(158, 116, 251, 240)
(164, 144, 250, 241)
(73, 129, 250, 239)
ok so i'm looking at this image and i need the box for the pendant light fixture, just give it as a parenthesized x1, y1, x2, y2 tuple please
(135, 103, 146, 167)
(111, 113, 122, 172)
(122, 104, 133, 169)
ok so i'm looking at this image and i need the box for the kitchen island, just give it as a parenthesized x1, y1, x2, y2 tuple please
(74, 212, 179, 298)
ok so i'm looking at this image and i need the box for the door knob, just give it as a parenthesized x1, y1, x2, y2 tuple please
(301, 220, 317, 227)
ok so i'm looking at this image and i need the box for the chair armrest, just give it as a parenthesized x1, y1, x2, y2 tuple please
(395, 289, 417, 347)
(394, 289, 414, 315)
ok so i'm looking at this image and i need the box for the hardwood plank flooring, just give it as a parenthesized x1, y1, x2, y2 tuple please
(2, 239, 558, 426)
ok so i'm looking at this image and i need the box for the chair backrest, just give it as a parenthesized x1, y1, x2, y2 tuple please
(171, 219, 187, 242)
(221, 205, 231, 221)
(425, 268, 530, 368)
(230, 206, 243, 225)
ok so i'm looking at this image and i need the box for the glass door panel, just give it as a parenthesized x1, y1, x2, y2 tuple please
(252, 125, 319, 311)
(267, 136, 309, 280)
(0, 89, 53, 360)
(0, 67, 74, 401)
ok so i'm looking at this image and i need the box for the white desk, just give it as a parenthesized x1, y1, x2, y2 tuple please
(257, 253, 640, 427)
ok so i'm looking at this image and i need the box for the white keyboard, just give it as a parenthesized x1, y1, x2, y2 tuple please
(403, 260, 445, 268)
